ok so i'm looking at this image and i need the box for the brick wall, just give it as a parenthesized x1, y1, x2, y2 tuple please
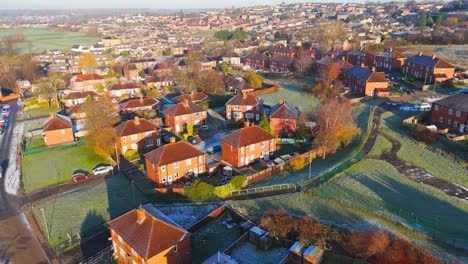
(43, 128, 75, 146)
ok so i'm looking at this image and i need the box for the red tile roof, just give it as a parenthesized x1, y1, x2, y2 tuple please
(115, 117, 158, 137)
(43, 114, 72, 131)
(225, 93, 260, 106)
(222, 125, 275, 147)
(75, 73, 104, 82)
(108, 205, 189, 260)
(270, 101, 300, 119)
(63, 91, 98, 100)
(120, 98, 159, 110)
(145, 141, 205, 166)
(164, 101, 206, 116)
(107, 82, 140, 91)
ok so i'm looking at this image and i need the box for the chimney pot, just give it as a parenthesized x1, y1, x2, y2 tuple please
(279, 99, 284, 105)
(134, 116, 140, 125)
(389, 47, 393, 52)
(418, 51, 423, 56)
(371, 66, 375, 72)
(341, 56, 346, 61)
(169, 137, 176, 143)
(431, 54, 436, 60)
(360, 62, 365, 67)
(183, 99, 189, 106)
(244, 121, 250, 127)
(136, 208, 146, 223)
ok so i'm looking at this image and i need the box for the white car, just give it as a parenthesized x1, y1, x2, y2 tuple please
(92, 165, 113, 175)
(2, 104, 10, 110)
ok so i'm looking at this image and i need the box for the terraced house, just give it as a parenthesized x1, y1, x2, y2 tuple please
(222, 125, 276, 167)
(69, 73, 105, 91)
(164, 100, 207, 133)
(109, 204, 191, 264)
(243, 53, 269, 69)
(346, 49, 376, 67)
(430, 93, 468, 134)
(106, 82, 141, 97)
(145, 141, 206, 185)
(115, 117, 162, 155)
(375, 47, 406, 71)
(403, 52, 455, 83)
(119, 97, 159, 113)
(225, 93, 263, 122)
(343, 65, 389, 97)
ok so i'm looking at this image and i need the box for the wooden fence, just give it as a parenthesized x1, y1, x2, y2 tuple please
(0, 93, 20, 102)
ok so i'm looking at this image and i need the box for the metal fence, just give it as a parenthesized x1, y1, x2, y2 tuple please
(230, 183, 298, 197)
(53, 222, 108, 253)
(23, 139, 85, 156)
(79, 245, 114, 264)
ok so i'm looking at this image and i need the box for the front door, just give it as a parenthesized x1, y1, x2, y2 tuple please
(256, 114, 260, 121)
(460, 124, 466, 134)
(194, 168, 198, 176)
(168, 176, 173, 184)
(157, 138, 161, 146)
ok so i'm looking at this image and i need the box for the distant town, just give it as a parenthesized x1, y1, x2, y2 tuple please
(0, 1, 467, 264)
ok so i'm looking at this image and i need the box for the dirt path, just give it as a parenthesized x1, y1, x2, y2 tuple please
(365, 106, 468, 200)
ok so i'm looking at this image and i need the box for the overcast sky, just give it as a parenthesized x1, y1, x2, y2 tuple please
(2, 0, 353, 10)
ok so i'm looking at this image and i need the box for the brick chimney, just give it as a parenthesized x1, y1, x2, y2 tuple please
(244, 121, 250, 127)
(331, 54, 335, 59)
(136, 207, 146, 224)
(389, 47, 393, 52)
(431, 54, 436, 60)
(279, 99, 284, 105)
(242, 91, 247, 99)
(371, 66, 376, 72)
(183, 99, 189, 106)
(360, 62, 365, 67)
(341, 56, 346, 61)
(134, 116, 140, 125)
(169, 137, 176, 143)
(418, 51, 423, 56)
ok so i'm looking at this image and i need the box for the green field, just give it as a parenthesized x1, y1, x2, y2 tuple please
(22, 143, 107, 192)
(367, 135, 392, 157)
(314, 159, 468, 246)
(258, 77, 320, 112)
(24, 101, 61, 119)
(0, 28, 99, 53)
(32, 175, 148, 247)
(400, 44, 467, 68)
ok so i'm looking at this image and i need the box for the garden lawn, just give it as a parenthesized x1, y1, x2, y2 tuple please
(251, 105, 373, 187)
(22, 143, 107, 192)
(367, 135, 392, 157)
(24, 101, 61, 118)
(31, 175, 148, 247)
(315, 159, 468, 245)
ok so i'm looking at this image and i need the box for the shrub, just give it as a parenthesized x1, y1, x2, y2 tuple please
(345, 230, 390, 259)
(289, 156, 306, 171)
(412, 126, 437, 144)
(125, 149, 138, 160)
(199, 101, 209, 109)
(183, 180, 215, 201)
(214, 175, 247, 198)
(25, 97, 39, 107)
(182, 133, 189, 140)
(186, 124, 194, 137)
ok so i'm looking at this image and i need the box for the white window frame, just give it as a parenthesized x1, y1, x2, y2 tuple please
(161, 166, 165, 172)
(146, 139, 154, 147)
(186, 158, 192, 165)
(131, 134, 137, 140)
(448, 108, 453, 115)
(454, 121, 459, 127)
(434, 105, 439, 111)
(173, 162, 179, 169)
(439, 117, 443, 123)
(162, 176, 166, 182)
(234, 105, 240, 110)
(174, 173, 179, 179)
(456, 111, 461, 117)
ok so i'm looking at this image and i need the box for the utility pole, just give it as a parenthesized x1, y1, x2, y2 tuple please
(114, 141, 120, 172)
(308, 150, 312, 181)
(40, 208, 50, 240)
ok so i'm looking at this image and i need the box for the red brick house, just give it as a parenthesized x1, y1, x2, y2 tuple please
(115, 117, 162, 155)
(269, 100, 300, 137)
(69, 73, 105, 91)
(42, 114, 75, 146)
(123, 63, 140, 81)
(174, 92, 208, 103)
(430, 94, 468, 134)
(119, 98, 159, 113)
(62, 91, 99, 107)
(343, 65, 389, 97)
(164, 100, 207, 133)
(403, 52, 455, 83)
(313, 56, 353, 77)
(109, 204, 191, 264)
(270, 56, 295, 72)
(270, 45, 296, 58)
(145, 141, 206, 185)
(106, 83, 141, 97)
(375, 47, 406, 71)
(225, 93, 263, 122)
(145, 75, 175, 89)
(346, 49, 375, 67)
(221, 125, 276, 167)
(243, 53, 269, 69)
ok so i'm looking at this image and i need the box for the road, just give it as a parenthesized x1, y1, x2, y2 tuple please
(0, 99, 51, 264)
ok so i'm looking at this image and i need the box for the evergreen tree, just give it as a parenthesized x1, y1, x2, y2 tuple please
(258, 113, 274, 135)
(417, 14, 427, 27)
(427, 15, 434, 27)
(435, 14, 443, 25)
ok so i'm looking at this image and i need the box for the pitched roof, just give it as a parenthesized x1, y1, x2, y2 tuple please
(245, 53, 268, 61)
(270, 55, 295, 64)
(270, 101, 300, 119)
(74, 73, 104, 82)
(108, 204, 189, 260)
(164, 101, 206, 116)
(43, 114, 72, 131)
(115, 118, 157, 137)
(433, 94, 468, 112)
(406, 54, 454, 68)
(223, 51, 239, 58)
(63, 91, 98, 100)
(345, 66, 387, 82)
(107, 83, 140, 91)
(377, 48, 406, 59)
(120, 98, 159, 109)
(222, 125, 275, 148)
(225, 93, 260, 106)
(144, 141, 205, 166)
(174, 92, 208, 103)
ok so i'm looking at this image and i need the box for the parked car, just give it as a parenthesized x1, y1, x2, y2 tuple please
(0, 128, 4, 135)
(0, 166, 3, 178)
(72, 172, 89, 182)
(199, 125, 209, 131)
(207, 145, 222, 154)
(0, 117, 8, 129)
(92, 165, 113, 175)
(187, 136, 198, 144)
(405, 88, 415, 94)
(1, 104, 10, 110)
(1, 108, 9, 116)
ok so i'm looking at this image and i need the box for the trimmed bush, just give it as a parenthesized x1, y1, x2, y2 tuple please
(125, 149, 138, 160)
(214, 175, 247, 198)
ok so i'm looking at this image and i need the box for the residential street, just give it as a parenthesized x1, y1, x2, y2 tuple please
(0, 99, 51, 264)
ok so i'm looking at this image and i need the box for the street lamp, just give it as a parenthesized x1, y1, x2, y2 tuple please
(40, 208, 50, 240)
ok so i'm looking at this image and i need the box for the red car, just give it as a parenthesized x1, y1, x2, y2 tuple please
(72, 172, 89, 182)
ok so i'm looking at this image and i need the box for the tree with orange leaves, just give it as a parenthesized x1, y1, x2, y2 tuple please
(312, 62, 344, 100)
(345, 230, 391, 260)
(313, 97, 361, 158)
